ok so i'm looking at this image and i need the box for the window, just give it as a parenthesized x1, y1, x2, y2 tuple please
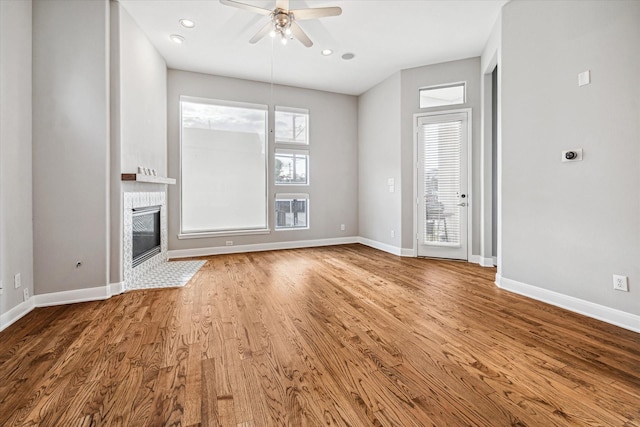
(275, 149, 309, 185)
(180, 97, 268, 236)
(419, 83, 466, 109)
(275, 194, 308, 229)
(275, 106, 309, 145)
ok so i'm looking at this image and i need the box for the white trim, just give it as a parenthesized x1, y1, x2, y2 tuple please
(413, 108, 473, 261)
(497, 275, 640, 334)
(0, 298, 36, 332)
(109, 282, 124, 296)
(401, 248, 415, 257)
(479, 256, 495, 267)
(469, 255, 480, 264)
(179, 228, 271, 239)
(168, 237, 358, 259)
(357, 237, 402, 256)
(34, 286, 110, 308)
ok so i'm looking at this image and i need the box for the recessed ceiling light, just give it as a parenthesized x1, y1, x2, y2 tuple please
(170, 34, 185, 44)
(341, 53, 355, 60)
(180, 19, 195, 29)
(321, 49, 333, 56)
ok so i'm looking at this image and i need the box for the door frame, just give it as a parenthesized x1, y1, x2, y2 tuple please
(413, 108, 473, 259)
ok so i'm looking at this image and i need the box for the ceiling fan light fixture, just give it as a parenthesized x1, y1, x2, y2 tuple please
(321, 49, 333, 56)
(280, 37, 288, 45)
(179, 19, 195, 29)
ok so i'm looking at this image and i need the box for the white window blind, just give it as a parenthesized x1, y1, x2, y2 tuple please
(180, 97, 268, 235)
(423, 120, 462, 247)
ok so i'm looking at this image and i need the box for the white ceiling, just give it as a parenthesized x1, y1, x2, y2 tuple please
(119, 0, 507, 96)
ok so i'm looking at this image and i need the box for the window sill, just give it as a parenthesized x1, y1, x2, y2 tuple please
(275, 227, 309, 232)
(178, 228, 271, 239)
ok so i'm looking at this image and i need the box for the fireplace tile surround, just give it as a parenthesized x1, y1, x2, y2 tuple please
(123, 192, 168, 290)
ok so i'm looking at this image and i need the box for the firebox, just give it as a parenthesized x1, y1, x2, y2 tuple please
(132, 205, 161, 268)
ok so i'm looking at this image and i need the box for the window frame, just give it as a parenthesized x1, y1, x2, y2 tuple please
(274, 193, 310, 231)
(178, 95, 270, 239)
(418, 82, 466, 109)
(274, 106, 310, 145)
(274, 148, 310, 186)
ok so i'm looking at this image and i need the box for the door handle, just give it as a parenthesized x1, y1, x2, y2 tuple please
(457, 202, 467, 207)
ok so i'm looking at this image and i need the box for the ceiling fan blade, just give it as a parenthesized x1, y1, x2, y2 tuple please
(219, 0, 272, 16)
(249, 20, 274, 44)
(275, 0, 289, 11)
(290, 22, 313, 47)
(290, 7, 342, 20)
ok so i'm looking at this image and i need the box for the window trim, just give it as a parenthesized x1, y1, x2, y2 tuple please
(418, 82, 466, 109)
(274, 148, 310, 186)
(179, 95, 270, 237)
(274, 193, 310, 231)
(274, 106, 310, 145)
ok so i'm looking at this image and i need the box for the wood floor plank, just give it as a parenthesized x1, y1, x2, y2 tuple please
(1, 244, 639, 426)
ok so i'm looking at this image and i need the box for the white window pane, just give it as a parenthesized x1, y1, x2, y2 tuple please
(181, 98, 267, 233)
(275, 106, 309, 144)
(419, 84, 465, 109)
(275, 195, 308, 229)
(275, 149, 308, 185)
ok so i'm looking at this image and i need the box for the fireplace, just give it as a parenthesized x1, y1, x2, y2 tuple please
(132, 205, 161, 267)
(123, 192, 167, 290)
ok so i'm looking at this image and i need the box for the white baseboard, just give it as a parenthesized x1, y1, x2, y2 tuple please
(479, 256, 495, 267)
(401, 248, 415, 257)
(109, 282, 124, 297)
(357, 237, 402, 256)
(168, 236, 359, 259)
(35, 286, 110, 308)
(0, 298, 36, 332)
(469, 255, 495, 267)
(497, 275, 640, 334)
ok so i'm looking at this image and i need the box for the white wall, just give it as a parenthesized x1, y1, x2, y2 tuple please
(358, 72, 402, 250)
(400, 58, 482, 254)
(167, 70, 358, 253)
(0, 0, 34, 321)
(32, 0, 110, 294)
(500, 0, 640, 316)
(110, 2, 168, 283)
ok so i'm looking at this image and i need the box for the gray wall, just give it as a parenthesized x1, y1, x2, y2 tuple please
(32, 0, 110, 294)
(500, 0, 640, 315)
(167, 70, 358, 251)
(110, 2, 168, 283)
(400, 58, 482, 253)
(358, 72, 402, 248)
(0, 0, 34, 319)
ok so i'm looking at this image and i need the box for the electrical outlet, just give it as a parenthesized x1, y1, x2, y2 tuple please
(225, 241, 233, 246)
(390, 230, 395, 238)
(613, 275, 629, 292)
(340, 224, 346, 231)
(14, 273, 21, 288)
(23, 288, 30, 301)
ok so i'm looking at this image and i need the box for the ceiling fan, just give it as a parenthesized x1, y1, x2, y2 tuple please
(219, 0, 342, 47)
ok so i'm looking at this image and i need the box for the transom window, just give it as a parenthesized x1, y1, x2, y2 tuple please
(419, 83, 466, 109)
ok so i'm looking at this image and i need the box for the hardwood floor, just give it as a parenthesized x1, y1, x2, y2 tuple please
(1, 244, 639, 426)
